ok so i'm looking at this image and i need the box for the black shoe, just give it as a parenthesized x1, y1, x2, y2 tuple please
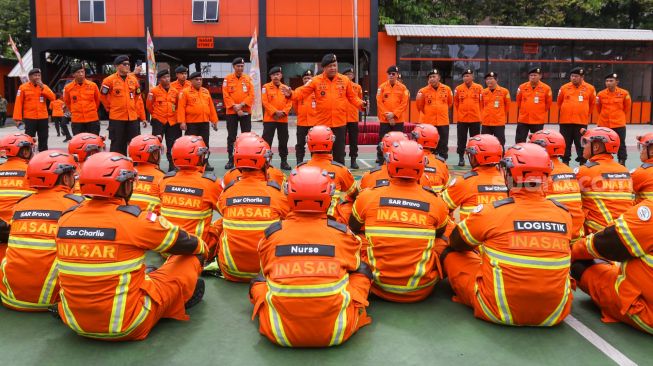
(618, 159, 627, 166)
(57, 134, 61, 137)
(63, 138, 70, 143)
(224, 160, 234, 170)
(350, 159, 360, 170)
(375, 159, 382, 165)
(280, 161, 292, 170)
(562, 159, 570, 165)
(49, 304, 61, 320)
(458, 156, 465, 167)
(204, 163, 215, 172)
(185, 279, 205, 309)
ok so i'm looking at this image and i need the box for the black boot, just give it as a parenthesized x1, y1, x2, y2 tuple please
(280, 160, 291, 170)
(185, 278, 205, 309)
(204, 162, 215, 172)
(618, 159, 627, 166)
(458, 154, 465, 167)
(224, 157, 234, 170)
(350, 158, 359, 170)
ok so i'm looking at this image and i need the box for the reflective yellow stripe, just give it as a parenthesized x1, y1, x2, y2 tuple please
(265, 289, 291, 347)
(458, 220, 482, 246)
(441, 190, 457, 210)
(194, 218, 205, 238)
(459, 205, 476, 214)
(222, 219, 278, 231)
(77, 296, 152, 339)
(484, 247, 570, 270)
(365, 237, 381, 282)
(0, 258, 14, 299)
(267, 275, 349, 298)
(585, 234, 604, 259)
(58, 256, 145, 277)
(491, 259, 513, 324)
(614, 262, 627, 296)
(588, 197, 614, 227)
(0, 190, 32, 197)
(327, 190, 341, 217)
(161, 208, 212, 219)
(220, 234, 239, 275)
(153, 225, 179, 252)
(585, 219, 605, 232)
(130, 193, 161, 205)
(109, 273, 130, 333)
(407, 239, 435, 288)
(614, 217, 646, 257)
(8, 236, 56, 250)
(630, 313, 653, 335)
(636, 192, 653, 200)
(329, 289, 351, 346)
(539, 278, 571, 326)
(351, 204, 363, 223)
(582, 191, 634, 200)
(475, 283, 502, 323)
(38, 260, 59, 304)
(374, 278, 438, 294)
(0, 292, 52, 310)
(365, 226, 435, 239)
(60, 292, 84, 333)
(547, 192, 581, 202)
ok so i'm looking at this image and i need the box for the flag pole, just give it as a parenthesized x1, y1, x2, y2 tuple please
(353, 0, 359, 84)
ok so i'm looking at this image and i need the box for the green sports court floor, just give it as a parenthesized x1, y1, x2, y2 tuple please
(1, 150, 651, 366)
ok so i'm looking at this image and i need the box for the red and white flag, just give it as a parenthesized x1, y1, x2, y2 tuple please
(8, 35, 27, 83)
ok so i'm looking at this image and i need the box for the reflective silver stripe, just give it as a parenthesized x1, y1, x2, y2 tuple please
(582, 191, 634, 200)
(265, 289, 291, 346)
(547, 193, 581, 202)
(8, 236, 57, 250)
(161, 208, 212, 219)
(0, 293, 52, 309)
(60, 292, 84, 333)
(58, 257, 144, 277)
(484, 247, 570, 270)
(0, 190, 32, 197)
(109, 273, 130, 333)
(365, 226, 435, 239)
(77, 296, 152, 339)
(154, 225, 179, 252)
(614, 217, 646, 257)
(491, 259, 513, 324)
(539, 278, 571, 326)
(267, 276, 349, 297)
(38, 260, 59, 304)
(222, 219, 278, 230)
(329, 289, 351, 346)
(458, 220, 482, 246)
(374, 278, 438, 294)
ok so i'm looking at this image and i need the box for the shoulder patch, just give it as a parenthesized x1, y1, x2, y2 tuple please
(584, 161, 599, 168)
(164, 170, 177, 178)
(61, 204, 80, 216)
(642, 163, 653, 169)
(463, 171, 479, 179)
(374, 180, 390, 188)
(548, 199, 569, 212)
(223, 178, 239, 191)
(117, 205, 142, 217)
(64, 194, 84, 204)
(264, 221, 282, 239)
(330, 160, 346, 168)
(327, 219, 348, 233)
(202, 171, 217, 182)
(492, 197, 515, 208)
(267, 181, 281, 190)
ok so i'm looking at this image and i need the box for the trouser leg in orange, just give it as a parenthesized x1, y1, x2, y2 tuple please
(120, 255, 201, 341)
(443, 250, 481, 308)
(341, 273, 372, 342)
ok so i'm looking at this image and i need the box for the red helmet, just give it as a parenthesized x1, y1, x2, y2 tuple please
(529, 129, 565, 157)
(500, 143, 552, 185)
(128, 134, 163, 163)
(233, 136, 272, 170)
(68, 133, 106, 163)
(380, 131, 409, 155)
(306, 126, 335, 153)
(235, 132, 260, 148)
(79, 152, 137, 198)
(171, 135, 209, 168)
(466, 134, 503, 165)
(285, 165, 334, 213)
(27, 150, 77, 189)
(636, 133, 653, 159)
(386, 140, 426, 180)
(411, 124, 440, 149)
(0, 133, 34, 158)
(581, 127, 620, 154)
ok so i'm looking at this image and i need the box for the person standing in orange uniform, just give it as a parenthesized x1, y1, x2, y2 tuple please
(596, 73, 632, 165)
(375, 65, 410, 164)
(557, 67, 596, 166)
(146, 69, 181, 172)
(50, 92, 72, 142)
(412, 124, 449, 192)
(571, 200, 653, 335)
(343, 68, 362, 169)
(632, 133, 653, 203)
(515, 67, 553, 144)
(0, 134, 35, 264)
(262, 66, 293, 171)
(216, 136, 289, 282)
(416, 69, 453, 159)
(529, 130, 585, 241)
(13, 68, 56, 152)
(283, 53, 366, 165)
(159, 136, 222, 243)
(128, 135, 165, 212)
(480, 72, 510, 149)
(444, 143, 573, 326)
(454, 69, 483, 167)
(63, 63, 101, 136)
(250, 165, 372, 347)
(223, 57, 255, 170)
(293, 69, 317, 165)
(576, 127, 633, 234)
(440, 135, 506, 220)
(359, 131, 408, 190)
(55, 152, 207, 341)
(0, 151, 81, 311)
(170, 66, 191, 95)
(350, 140, 449, 302)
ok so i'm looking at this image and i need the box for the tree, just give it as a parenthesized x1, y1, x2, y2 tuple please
(0, 0, 30, 58)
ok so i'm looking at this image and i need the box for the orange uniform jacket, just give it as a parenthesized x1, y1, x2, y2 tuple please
(557, 81, 596, 124)
(292, 73, 363, 128)
(480, 86, 511, 126)
(222, 166, 285, 189)
(292, 85, 317, 127)
(177, 86, 218, 124)
(50, 99, 65, 117)
(100, 73, 145, 121)
(251, 213, 371, 347)
(419, 153, 450, 192)
(351, 179, 449, 302)
(416, 84, 453, 126)
(516, 81, 553, 124)
(222, 73, 254, 115)
(13, 82, 56, 120)
(63, 79, 101, 123)
(146, 85, 178, 125)
(631, 162, 653, 203)
(262, 82, 292, 123)
(170, 80, 191, 95)
(376, 81, 409, 123)
(440, 166, 508, 220)
(131, 163, 165, 212)
(159, 169, 222, 242)
(545, 159, 585, 240)
(576, 154, 634, 233)
(0, 188, 82, 311)
(299, 154, 358, 217)
(348, 82, 362, 123)
(454, 191, 573, 326)
(454, 82, 483, 123)
(55, 199, 206, 340)
(359, 165, 389, 190)
(596, 87, 631, 128)
(217, 172, 289, 281)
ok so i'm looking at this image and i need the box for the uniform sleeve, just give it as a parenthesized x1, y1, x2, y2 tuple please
(393, 86, 409, 119)
(282, 91, 293, 115)
(146, 92, 155, 114)
(432, 197, 450, 232)
(345, 79, 363, 109)
(453, 87, 460, 111)
(376, 86, 387, 116)
(613, 202, 653, 257)
(93, 83, 101, 109)
(176, 91, 187, 123)
(216, 191, 227, 216)
(273, 190, 291, 218)
(623, 91, 632, 116)
(244, 78, 255, 107)
(516, 86, 522, 109)
(341, 168, 358, 200)
(350, 192, 368, 226)
(588, 86, 596, 113)
(99, 78, 111, 111)
(129, 213, 187, 253)
(416, 90, 425, 113)
(456, 207, 490, 248)
(595, 92, 602, 114)
(222, 78, 235, 111)
(446, 87, 453, 108)
(503, 88, 511, 111)
(137, 94, 146, 121)
(207, 180, 223, 211)
(291, 80, 314, 102)
(261, 86, 276, 115)
(340, 231, 363, 273)
(556, 87, 565, 107)
(440, 178, 464, 210)
(12, 86, 23, 120)
(545, 86, 553, 111)
(209, 95, 218, 123)
(63, 85, 72, 111)
(42, 86, 56, 101)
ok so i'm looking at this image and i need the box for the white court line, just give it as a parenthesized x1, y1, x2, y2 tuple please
(357, 159, 372, 168)
(564, 315, 637, 366)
